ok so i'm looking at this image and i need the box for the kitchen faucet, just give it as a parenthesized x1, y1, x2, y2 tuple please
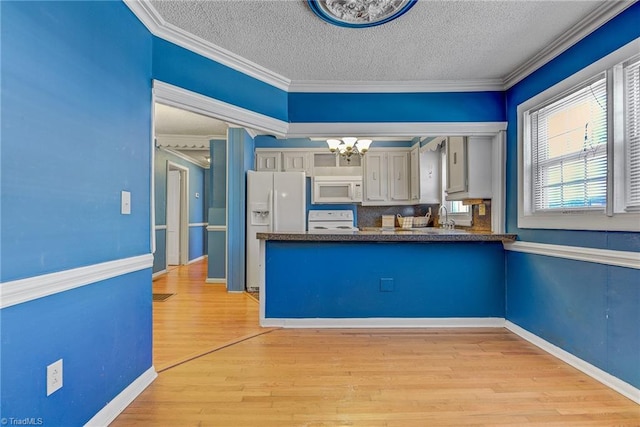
(438, 205, 455, 229)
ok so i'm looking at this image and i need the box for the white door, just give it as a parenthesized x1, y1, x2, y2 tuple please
(167, 170, 181, 265)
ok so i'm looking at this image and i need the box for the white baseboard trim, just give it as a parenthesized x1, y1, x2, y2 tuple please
(506, 321, 640, 404)
(503, 241, 640, 270)
(152, 269, 167, 279)
(261, 317, 506, 328)
(84, 366, 157, 427)
(1, 254, 154, 309)
(206, 278, 226, 284)
(188, 255, 207, 264)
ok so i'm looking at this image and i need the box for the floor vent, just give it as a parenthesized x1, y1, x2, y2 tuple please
(152, 293, 175, 302)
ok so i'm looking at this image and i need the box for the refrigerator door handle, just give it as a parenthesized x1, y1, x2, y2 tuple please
(272, 190, 278, 231)
(267, 190, 274, 231)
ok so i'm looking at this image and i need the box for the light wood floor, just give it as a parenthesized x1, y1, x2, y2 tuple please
(149, 260, 272, 372)
(112, 260, 639, 426)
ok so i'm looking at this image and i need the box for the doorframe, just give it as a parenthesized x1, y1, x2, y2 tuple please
(166, 161, 190, 266)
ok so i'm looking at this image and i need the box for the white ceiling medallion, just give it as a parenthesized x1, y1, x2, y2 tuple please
(307, 0, 417, 28)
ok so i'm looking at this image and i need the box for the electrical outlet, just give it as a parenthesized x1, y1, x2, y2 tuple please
(47, 359, 63, 396)
(478, 203, 486, 216)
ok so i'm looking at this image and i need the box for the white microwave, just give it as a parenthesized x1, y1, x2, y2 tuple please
(312, 176, 363, 204)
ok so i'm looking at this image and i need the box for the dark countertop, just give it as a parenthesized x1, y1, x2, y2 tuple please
(257, 227, 517, 243)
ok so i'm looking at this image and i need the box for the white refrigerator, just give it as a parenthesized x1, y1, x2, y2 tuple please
(246, 170, 306, 290)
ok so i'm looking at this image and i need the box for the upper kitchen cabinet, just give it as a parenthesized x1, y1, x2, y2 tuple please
(255, 149, 310, 174)
(388, 152, 410, 201)
(312, 152, 362, 177)
(255, 150, 281, 172)
(363, 152, 387, 203)
(410, 146, 441, 204)
(445, 136, 492, 201)
(363, 149, 410, 205)
(282, 151, 310, 173)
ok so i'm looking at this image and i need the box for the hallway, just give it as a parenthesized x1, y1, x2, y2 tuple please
(149, 259, 269, 372)
(111, 261, 640, 426)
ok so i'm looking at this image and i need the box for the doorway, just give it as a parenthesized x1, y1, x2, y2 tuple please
(166, 162, 189, 266)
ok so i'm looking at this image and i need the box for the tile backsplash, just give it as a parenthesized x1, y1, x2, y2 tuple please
(357, 201, 492, 231)
(357, 204, 439, 228)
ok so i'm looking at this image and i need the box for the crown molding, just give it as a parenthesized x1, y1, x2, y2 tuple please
(153, 80, 289, 137)
(288, 79, 505, 93)
(128, 1, 632, 95)
(159, 146, 210, 169)
(155, 134, 216, 148)
(127, 0, 630, 94)
(502, 1, 635, 89)
(123, 0, 291, 91)
(287, 122, 507, 138)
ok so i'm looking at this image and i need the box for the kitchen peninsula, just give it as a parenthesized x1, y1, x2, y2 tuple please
(256, 229, 516, 327)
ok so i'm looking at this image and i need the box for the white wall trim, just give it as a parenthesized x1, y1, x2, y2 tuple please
(289, 79, 505, 93)
(261, 317, 506, 328)
(205, 278, 226, 284)
(160, 146, 209, 169)
(189, 222, 208, 227)
(207, 225, 227, 232)
(504, 241, 640, 270)
(503, 1, 634, 89)
(286, 122, 508, 139)
(506, 321, 640, 404)
(188, 255, 207, 264)
(123, 1, 290, 91)
(84, 366, 157, 427)
(156, 134, 220, 148)
(152, 269, 167, 279)
(125, 0, 631, 93)
(0, 254, 154, 309)
(153, 80, 289, 137)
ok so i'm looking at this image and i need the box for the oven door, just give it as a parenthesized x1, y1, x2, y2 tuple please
(312, 178, 362, 204)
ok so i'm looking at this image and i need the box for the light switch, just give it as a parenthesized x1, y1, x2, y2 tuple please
(121, 191, 131, 215)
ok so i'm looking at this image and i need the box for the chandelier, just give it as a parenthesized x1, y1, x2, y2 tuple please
(326, 137, 372, 162)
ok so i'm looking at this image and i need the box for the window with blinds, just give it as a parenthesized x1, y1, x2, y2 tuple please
(624, 57, 640, 211)
(519, 44, 640, 231)
(529, 75, 608, 212)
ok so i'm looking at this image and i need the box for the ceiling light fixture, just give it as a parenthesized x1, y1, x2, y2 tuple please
(307, 0, 417, 28)
(326, 137, 372, 162)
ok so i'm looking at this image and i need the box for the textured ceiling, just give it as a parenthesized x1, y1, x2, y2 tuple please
(149, 0, 604, 83)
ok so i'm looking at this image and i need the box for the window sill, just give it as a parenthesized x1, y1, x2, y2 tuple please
(517, 212, 640, 232)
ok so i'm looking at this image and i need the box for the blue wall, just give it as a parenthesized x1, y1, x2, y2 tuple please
(207, 139, 227, 280)
(1, 1, 152, 281)
(226, 129, 254, 291)
(1, 1, 153, 425)
(503, 3, 640, 389)
(152, 38, 288, 122)
(2, 1, 638, 422)
(289, 91, 506, 122)
(266, 241, 505, 318)
(153, 149, 207, 273)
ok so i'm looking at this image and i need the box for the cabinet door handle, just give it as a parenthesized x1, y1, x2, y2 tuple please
(373, 172, 377, 180)
(453, 152, 457, 165)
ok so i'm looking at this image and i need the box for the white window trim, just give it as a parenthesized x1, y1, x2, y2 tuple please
(440, 148, 473, 227)
(517, 38, 640, 232)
